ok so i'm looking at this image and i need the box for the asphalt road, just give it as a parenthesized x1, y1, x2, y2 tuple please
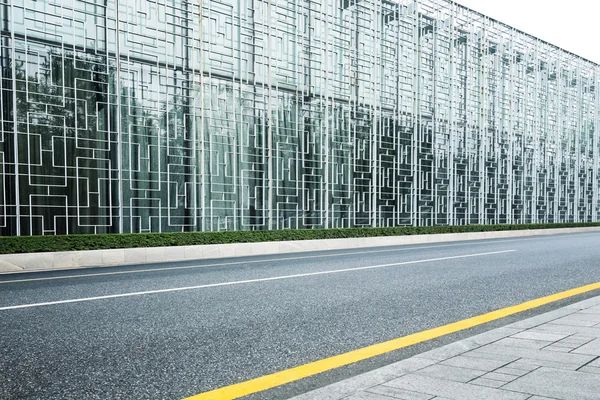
(2, 232, 600, 399)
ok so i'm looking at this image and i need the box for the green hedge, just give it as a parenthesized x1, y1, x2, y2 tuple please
(1, 222, 599, 254)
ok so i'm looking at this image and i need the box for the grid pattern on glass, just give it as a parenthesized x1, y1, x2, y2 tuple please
(0, 0, 599, 235)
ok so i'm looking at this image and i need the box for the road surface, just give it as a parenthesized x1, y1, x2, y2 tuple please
(2, 232, 600, 399)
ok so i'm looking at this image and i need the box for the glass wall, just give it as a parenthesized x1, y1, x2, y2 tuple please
(1, 0, 599, 235)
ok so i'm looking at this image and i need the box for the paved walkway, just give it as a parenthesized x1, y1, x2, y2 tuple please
(291, 295, 600, 400)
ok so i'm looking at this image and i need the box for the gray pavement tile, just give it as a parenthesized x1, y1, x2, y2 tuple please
(553, 339, 590, 346)
(578, 305, 600, 314)
(440, 355, 511, 372)
(510, 332, 569, 342)
(495, 338, 554, 350)
(483, 372, 518, 382)
(516, 358, 582, 371)
(578, 366, 600, 375)
(550, 314, 600, 327)
(460, 351, 520, 363)
(493, 366, 530, 376)
(578, 309, 600, 316)
(587, 357, 600, 367)
(345, 392, 400, 400)
(366, 385, 435, 400)
(572, 338, 600, 356)
(531, 324, 600, 338)
(384, 374, 529, 400)
(289, 369, 397, 400)
(546, 342, 579, 349)
(413, 364, 485, 383)
(565, 296, 600, 310)
(467, 327, 525, 346)
(570, 335, 596, 342)
(505, 308, 578, 330)
(528, 325, 580, 336)
(503, 367, 600, 400)
(414, 328, 522, 362)
(470, 377, 506, 388)
(503, 361, 540, 372)
(372, 357, 440, 377)
(289, 357, 437, 400)
(470, 344, 596, 367)
(526, 397, 559, 400)
(413, 341, 481, 362)
(542, 346, 572, 353)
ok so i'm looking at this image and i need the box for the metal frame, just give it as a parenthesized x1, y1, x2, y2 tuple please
(0, 0, 598, 235)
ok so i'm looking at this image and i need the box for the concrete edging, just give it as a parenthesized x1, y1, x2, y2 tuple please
(1, 226, 599, 274)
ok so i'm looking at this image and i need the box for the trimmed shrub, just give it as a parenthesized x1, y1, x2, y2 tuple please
(0, 222, 599, 254)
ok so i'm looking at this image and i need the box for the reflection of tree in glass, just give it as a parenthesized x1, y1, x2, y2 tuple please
(5, 49, 113, 234)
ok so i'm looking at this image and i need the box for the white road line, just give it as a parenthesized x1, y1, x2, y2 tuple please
(0, 249, 515, 311)
(0, 232, 583, 284)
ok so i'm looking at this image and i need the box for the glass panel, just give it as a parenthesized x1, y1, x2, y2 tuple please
(1, 0, 599, 235)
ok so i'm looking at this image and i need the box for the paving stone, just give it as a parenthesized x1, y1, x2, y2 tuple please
(493, 366, 530, 376)
(495, 338, 554, 349)
(558, 338, 593, 346)
(471, 344, 595, 367)
(587, 357, 600, 367)
(510, 332, 569, 342)
(440, 354, 510, 372)
(572, 338, 600, 356)
(414, 328, 522, 362)
(503, 367, 600, 399)
(532, 324, 600, 338)
(528, 325, 581, 336)
(290, 357, 437, 400)
(565, 297, 600, 310)
(289, 368, 398, 400)
(577, 304, 600, 314)
(526, 397, 558, 400)
(414, 341, 479, 361)
(413, 364, 485, 383)
(384, 374, 529, 400)
(483, 372, 518, 382)
(552, 340, 586, 348)
(550, 314, 600, 327)
(516, 358, 582, 371)
(504, 361, 540, 372)
(466, 327, 525, 346)
(505, 308, 577, 330)
(373, 357, 439, 377)
(367, 385, 435, 400)
(570, 335, 596, 342)
(542, 346, 572, 353)
(469, 377, 506, 388)
(578, 366, 600, 375)
(461, 351, 520, 363)
(346, 392, 400, 400)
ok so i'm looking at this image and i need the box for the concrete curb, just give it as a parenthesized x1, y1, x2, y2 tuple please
(1, 226, 599, 274)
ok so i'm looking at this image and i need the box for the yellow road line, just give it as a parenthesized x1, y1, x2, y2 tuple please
(184, 281, 600, 400)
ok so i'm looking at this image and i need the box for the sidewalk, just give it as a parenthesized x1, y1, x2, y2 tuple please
(291, 295, 600, 400)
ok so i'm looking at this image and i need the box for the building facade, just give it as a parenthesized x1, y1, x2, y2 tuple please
(1, 0, 599, 236)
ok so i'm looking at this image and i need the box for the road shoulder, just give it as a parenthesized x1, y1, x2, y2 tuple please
(290, 295, 600, 400)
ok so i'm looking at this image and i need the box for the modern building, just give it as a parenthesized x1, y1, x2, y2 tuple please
(1, 0, 599, 236)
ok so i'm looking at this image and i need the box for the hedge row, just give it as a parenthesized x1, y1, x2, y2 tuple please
(0, 222, 599, 254)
